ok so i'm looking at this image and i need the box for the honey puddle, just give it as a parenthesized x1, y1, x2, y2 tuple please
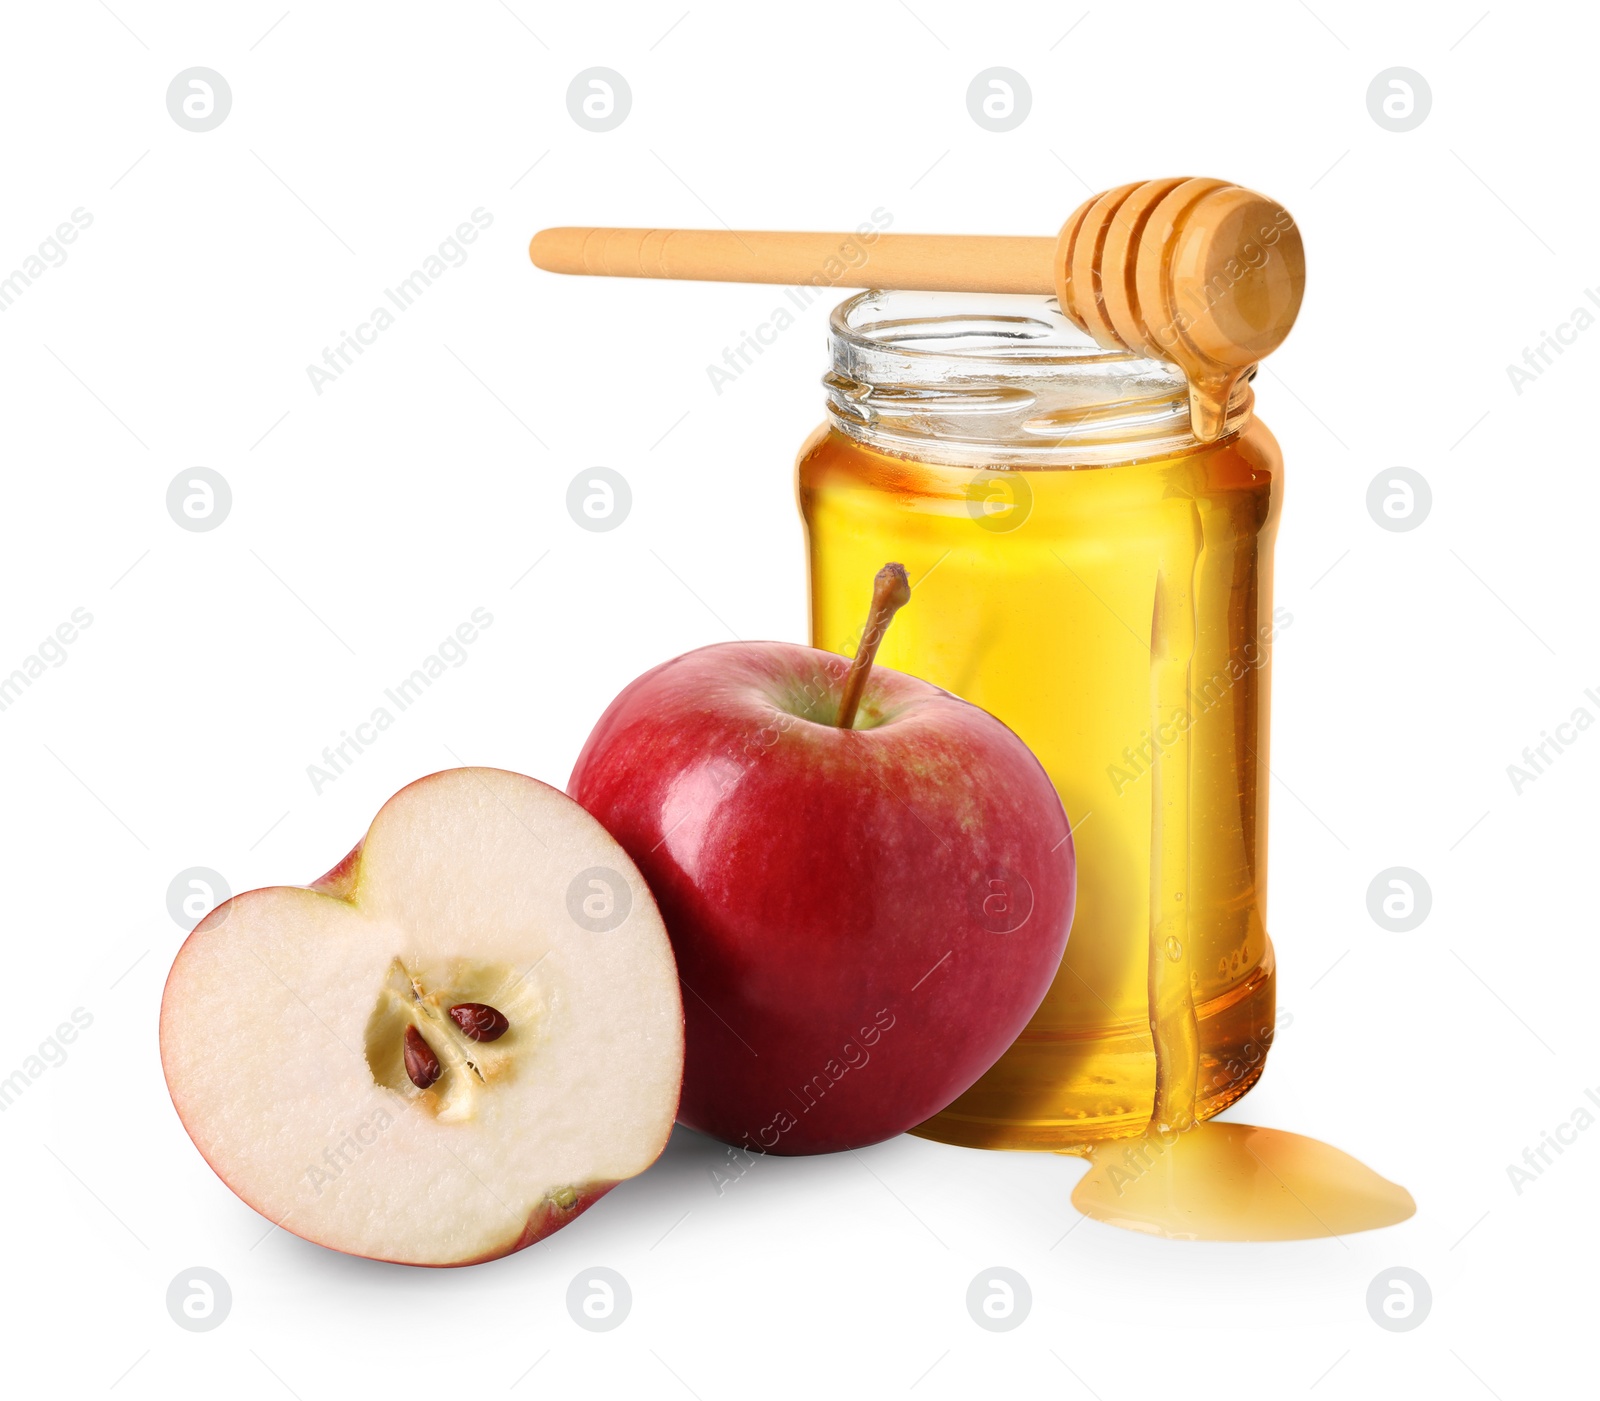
(1068, 1122, 1416, 1241)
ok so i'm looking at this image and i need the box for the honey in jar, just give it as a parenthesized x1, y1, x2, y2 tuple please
(799, 289, 1281, 1151)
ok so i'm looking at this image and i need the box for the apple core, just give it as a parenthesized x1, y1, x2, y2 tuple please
(364, 957, 543, 1122)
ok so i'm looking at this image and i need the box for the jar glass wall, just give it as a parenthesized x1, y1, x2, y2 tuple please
(797, 291, 1282, 1149)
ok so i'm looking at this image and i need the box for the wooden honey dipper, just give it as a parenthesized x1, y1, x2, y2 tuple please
(530, 177, 1305, 442)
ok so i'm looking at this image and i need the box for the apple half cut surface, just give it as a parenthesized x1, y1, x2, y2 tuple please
(160, 768, 684, 1267)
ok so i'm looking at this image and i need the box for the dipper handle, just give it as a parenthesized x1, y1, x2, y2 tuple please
(529, 227, 1058, 295)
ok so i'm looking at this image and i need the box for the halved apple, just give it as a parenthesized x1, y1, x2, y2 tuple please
(160, 768, 683, 1267)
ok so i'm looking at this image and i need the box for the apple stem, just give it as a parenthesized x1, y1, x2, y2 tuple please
(836, 563, 911, 730)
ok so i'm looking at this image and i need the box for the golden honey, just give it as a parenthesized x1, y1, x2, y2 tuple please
(799, 291, 1281, 1151)
(1069, 1121, 1414, 1240)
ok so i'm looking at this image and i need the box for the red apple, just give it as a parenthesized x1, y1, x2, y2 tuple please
(569, 568, 1075, 1154)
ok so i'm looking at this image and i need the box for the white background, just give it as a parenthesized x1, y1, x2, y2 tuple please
(1, 1, 1593, 1396)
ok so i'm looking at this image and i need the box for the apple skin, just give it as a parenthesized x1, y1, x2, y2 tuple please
(569, 642, 1075, 1155)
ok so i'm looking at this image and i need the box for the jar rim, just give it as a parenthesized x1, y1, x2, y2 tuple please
(825, 290, 1253, 467)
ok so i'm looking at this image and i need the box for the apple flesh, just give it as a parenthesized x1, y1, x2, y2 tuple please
(160, 767, 684, 1267)
(569, 642, 1075, 1155)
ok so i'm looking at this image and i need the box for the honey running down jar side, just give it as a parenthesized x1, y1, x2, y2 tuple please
(796, 291, 1282, 1150)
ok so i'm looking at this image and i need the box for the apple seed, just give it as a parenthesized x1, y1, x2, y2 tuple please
(449, 1002, 511, 1042)
(403, 1025, 443, 1089)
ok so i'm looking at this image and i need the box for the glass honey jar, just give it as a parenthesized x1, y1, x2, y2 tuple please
(797, 290, 1284, 1150)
